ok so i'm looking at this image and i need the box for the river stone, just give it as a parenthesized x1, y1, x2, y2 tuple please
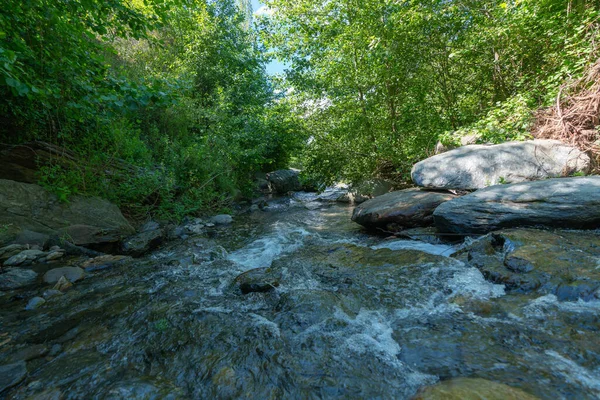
(411, 139, 590, 190)
(414, 377, 539, 400)
(43, 267, 84, 284)
(121, 228, 164, 257)
(434, 176, 600, 234)
(0, 361, 27, 393)
(0, 244, 27, 262)
(0, 268, 38, 290)
(266, 169, 301, 194)
(26, 296, 46, 310)
(454, 229, 600, 300)
(0, 179, 134, 247)
(210, 215, 233, 225)
(234, 268, 281, 294)
(352, 189, 456, 231)
(4, 249, 47, 266)
(44, 251, 65, 261)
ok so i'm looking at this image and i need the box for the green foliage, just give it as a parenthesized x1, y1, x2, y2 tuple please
(1, 0, 304, 220)
(439, 95, 535, 147)
(261, 0, 600, 185)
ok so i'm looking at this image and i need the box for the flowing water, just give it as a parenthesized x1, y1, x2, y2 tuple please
(1, 190, 600, 399)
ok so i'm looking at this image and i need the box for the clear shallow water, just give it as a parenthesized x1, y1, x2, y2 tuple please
(1, 192, 600, 399)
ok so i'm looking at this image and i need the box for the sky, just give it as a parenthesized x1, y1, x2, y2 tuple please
(251, 0, 287, 75)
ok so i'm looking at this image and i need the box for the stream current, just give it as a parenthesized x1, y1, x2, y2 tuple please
(1, 190, 600, 399)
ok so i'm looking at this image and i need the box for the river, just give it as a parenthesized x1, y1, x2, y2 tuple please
(1, 190, 600, 399)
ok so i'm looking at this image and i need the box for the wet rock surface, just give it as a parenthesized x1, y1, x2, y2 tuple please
(352, 188, 456, 231)
(0, 268, 37, 290)
(0, 179, 134, 247)
(0, 361, 27, 393)
(234, 268, 281, 294)
(412, 139, 590, 190)
(455, 228, 600, 301)
(434, 176, 600, 233)
(121, 228, 164, 257)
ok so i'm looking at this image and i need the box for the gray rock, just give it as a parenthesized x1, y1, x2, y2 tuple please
(266, 170, 301, 194)
(121, 228, 164, 257)
(0, 361, 27, 393)
(43, 267, 84, 284)
(210, 215, 233, 225)
(0, 244, 27, 261)
(0, 268, 38, 290)
(13, 230, 50, 248)
(434, 176, 600, 234)
(4, 249, 46, 266)
(352, 188, 456, 231)
(412, 139, 590, 190)
(25, 296, 46, 310)
(0, 179, 134, 247)
(44, 251, 65, 261)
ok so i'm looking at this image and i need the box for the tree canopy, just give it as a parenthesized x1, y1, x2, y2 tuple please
(1, 0, 599, 216)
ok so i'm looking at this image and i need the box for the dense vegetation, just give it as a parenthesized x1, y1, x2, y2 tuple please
(1, 0, 599, 218)
(262, 0, 600, 184)
(0, 0, 303, 219)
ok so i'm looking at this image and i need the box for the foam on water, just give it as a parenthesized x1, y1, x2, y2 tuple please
(336, 309, 401, 362)
(523, 294, 600, 319)
(371, 239, 456, 256)
(227, 222, 312, 270)
(545, 350, 600, 393)
(447, 267, 506, 300)
(249, 313, 281, 337)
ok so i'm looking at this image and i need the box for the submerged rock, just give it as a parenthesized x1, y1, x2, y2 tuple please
(210, 215, 233, 225)
(25, 297, 46, 310)
(414, 377, 539, 400)
(0, 268, 38, 290)
(434, 176, 600, 234)
(43, 267, 84, 284)
(352, 189, 456, 231)
(412, 139, 590, 190)
(455, 229, 600, 300)
(234, 268, 281, 294)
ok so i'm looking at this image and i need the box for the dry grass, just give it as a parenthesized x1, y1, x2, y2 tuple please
(533, 58, 600, 169)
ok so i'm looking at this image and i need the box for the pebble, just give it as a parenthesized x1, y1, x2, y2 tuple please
(26, 297, 46, 310)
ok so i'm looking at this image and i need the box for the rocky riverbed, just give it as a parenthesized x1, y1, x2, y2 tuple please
(1, 189, 600, 399)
